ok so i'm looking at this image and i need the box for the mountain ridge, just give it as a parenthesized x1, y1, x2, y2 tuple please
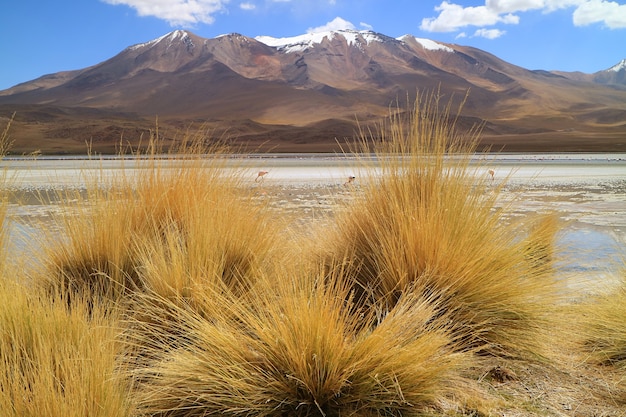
(0, 29, 625, 153)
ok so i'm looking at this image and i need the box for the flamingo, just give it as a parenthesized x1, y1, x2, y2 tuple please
(488, 169, 495, 181)
(344, 175, 356, 186)
(255, 171, 269, 182)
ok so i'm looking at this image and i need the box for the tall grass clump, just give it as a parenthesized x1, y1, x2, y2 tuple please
(130, 266, 466, 417)
(124, 177, 294, 352)
(0, 280, 134, 416)
(0, 113, 15, 272)
(1, 116, 133, 415)
(132, 176, 287, 306)
(320, 91, 560, 358)
(579, 266, 626, 368)
(574, 255, 626, 406)
(0, 112, 14, 158)
(39, 132, 290, 307)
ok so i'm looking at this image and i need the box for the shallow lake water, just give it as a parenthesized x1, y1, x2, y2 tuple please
(3, 153, 625, 294)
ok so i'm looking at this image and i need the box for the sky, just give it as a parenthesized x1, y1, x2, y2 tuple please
(1, 0, 625, 90)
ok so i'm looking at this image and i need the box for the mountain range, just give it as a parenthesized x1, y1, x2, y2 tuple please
(1, 29, 625, 153)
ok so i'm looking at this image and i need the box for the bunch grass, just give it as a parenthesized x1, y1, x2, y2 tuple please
(579, 267, 626, 368)
(0, 113, 15, 272)
(0, 280, 134, 416)
(130, 267, 466, 417)
(320, 91, 560, 357)
(38, 130, 289, 308)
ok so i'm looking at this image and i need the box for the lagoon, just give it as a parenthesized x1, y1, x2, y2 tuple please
(3, 153, 625, 291)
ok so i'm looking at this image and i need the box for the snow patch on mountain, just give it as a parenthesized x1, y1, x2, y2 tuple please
(608, 58, 626, 72)
(396, 34, 454, 53)
(129, 30, 192, 51)
(256, 30, 385, 53)
(216, 33, 251, 42)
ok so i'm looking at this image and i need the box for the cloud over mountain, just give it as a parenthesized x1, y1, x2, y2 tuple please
(101, 0, 229, 26)
(420, 0, 626, 34)
(307, 17, 356, 33)
(573, 0, 626, 28)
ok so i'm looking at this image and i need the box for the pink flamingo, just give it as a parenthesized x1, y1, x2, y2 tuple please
(488, 169, 495, 181)
(255, 170, 269, 182)
(344, 175, 356, 186)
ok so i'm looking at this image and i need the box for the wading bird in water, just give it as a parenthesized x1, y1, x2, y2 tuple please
(488, 169, 495, 181)
(344, 175, 356, 186)
(255, 171, 269, 182)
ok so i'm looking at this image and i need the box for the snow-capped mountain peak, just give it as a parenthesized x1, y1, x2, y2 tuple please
(129, 30, 193, 51)
(608, 58, 626, 72)
(396, 34, 454, 53)
(255, 29, 387, 53)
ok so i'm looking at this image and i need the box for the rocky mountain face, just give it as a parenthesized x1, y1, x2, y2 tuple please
(1, 29, 625, 153)
(592, 59, 626, 86)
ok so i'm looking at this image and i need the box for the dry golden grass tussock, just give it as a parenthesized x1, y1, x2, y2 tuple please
(38, 130, 289, 306)
(130, 267, 467, 417)
(0, 280, 133, 417)
(0, 113, 16, 273)
(578, 270, 626, 371)
(320, 91, 560, 358)
(123, 195, 294, 368)
(573, 236, 626, 396)
(521, 212, 561, 276)
(130, 189, 292, 321)
(41, 192, 143, 301)
(0, 112, 15, 158)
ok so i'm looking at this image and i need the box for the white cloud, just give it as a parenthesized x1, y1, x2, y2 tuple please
(101, 0, 228, 26)
(307, 16, 356, 33)
(573, 0, 626, 28)
(455, 31, 468, 38)
(485, 0, 544, 14)
(360, 21, 374, 30)
(420, 1, 516, 32)
(420, 0, 625, 39)
(474, 28, 507, 38)
(501, 13, 521, 23)
(239, 2, 255, 10)
(543, 0, 587, 12)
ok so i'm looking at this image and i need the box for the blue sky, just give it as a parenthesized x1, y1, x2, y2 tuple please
(1, 0, 625, 90)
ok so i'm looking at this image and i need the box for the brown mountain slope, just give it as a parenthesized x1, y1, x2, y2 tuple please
(0, 29, 625, 154)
